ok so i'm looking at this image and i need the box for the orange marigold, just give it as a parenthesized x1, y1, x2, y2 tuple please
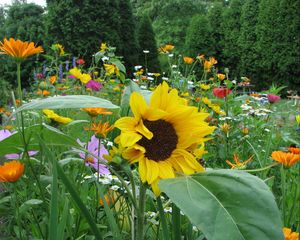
(183, 56, 194, 64)
(0, 160, 24, 182)
(288, 147, 300, 154)
(271, 151, 300, 167)
(283, 227, 299, 240)
(82, 107, 113, 117)
(85, 121, 114, 138)
(0, 38, 43, 61)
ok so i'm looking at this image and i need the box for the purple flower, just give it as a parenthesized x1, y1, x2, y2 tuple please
(42, 64, 47, 76)
(86, 80, 103, 91)
(72, 57, 76, 68)
(76, 135, 110, 175)
(65, 60, 69, 71)
(59, 64, 63, 81)
(36, 73, 44, 79)
(0, 130, 38, 159)
(267, 94, 281, 103)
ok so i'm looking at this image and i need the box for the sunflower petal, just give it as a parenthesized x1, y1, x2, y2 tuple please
(130, 92, 148, 119)
(146, 159, 159, 184)
(120, 132, 142, 147)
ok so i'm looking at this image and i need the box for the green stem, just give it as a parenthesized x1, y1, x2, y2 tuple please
(17, 62, 22, 104)
(136, 182, 147, 240)
(172, 203, 181, 240)
(13, 183, 23, 240)
(156, 196, 169, 240)
(280, 165, 286, 226)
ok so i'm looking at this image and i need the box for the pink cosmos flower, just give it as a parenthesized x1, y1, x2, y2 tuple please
(76, 135, 110, 175)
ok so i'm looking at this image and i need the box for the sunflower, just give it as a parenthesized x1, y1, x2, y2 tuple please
(115, 82, 215, 195)
(0, 38, 43, 61)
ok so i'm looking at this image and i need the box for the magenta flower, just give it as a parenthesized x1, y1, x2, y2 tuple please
(86, 80, 103, 91)
(76, 135, 110, 175)
(0, 130, 38, 159)
(267, 94, 280, 103)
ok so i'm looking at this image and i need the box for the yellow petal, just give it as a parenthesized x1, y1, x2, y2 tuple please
(135, 119, 153, 139)
(151, 179, 161, 196)
(115, 117, 137, 132)
(120, 132, 142, 147)
(158, 161, 175, 179)
(146, 159, 159, 184)
(130, 92, 148, 119)
(139, 157, 147, 183)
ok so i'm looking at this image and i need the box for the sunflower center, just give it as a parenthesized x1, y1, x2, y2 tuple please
(137, 119, 178, 162)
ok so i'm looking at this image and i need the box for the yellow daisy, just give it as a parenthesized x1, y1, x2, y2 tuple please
(115, 82, 215, 195)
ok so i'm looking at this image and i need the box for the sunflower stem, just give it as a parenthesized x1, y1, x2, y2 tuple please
(172, 203, 181, 240)
(136, 182, 147, 240)
(16, 62, 22, 105)
(157, 196, 170, 240)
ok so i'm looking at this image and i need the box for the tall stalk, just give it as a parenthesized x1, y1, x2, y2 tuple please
(17, 62, 22, 104)
(136, 182, 147, 240)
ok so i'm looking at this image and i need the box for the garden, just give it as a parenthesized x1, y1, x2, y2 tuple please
(0, 0, 299, 240)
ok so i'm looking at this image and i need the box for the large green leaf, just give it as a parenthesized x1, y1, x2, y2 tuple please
(159, 170, 284, 240)
(16, 95, 119, 112)
(0, 124, 81, 156)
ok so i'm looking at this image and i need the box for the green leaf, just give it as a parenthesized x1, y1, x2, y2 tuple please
(159, 170, 284, 240)
(15, 95, 119, 112)
(19, 199, 43, 214)
(0, 124, 81, 157)
(110, 58, 126, 73)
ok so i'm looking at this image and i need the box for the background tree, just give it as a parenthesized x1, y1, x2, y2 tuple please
(185, 15, 215, 57)
(45, 0, 122, 62)
(207, 2, 225, 65)
(0, 3, 44, 87)
(221, 0, 245, 79)
(117, 0, 139, 74)
(136, 14, 160, 72)
(238, 0, 260, 85)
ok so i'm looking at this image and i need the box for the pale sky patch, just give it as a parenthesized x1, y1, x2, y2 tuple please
(0, 0, 46, 7)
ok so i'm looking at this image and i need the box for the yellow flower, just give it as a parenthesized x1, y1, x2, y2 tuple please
(283, 227, 299, 240)
(69, 67, 91, 84)
(135, 69, 144, 76)
(85, 121, 114, 138)
(217, 73, 226, 81)
(52, 43, 65, 56)
(153, 73, 161, 77)
(0, 160, 24, 182)
(226, 154, 253, 170)
(82, 107, 113, 117)
(200, 84, 210, 90)
(183, 57, 194, 64)
(159, 44, 174, 53)
(43, 109, 73, 124)
(100, 43, 108, 53)
(296, 115, 300, 126)
(181, 92, 189, 97)
(115, 82, 215, 195)
(242, 127, 249, 135)
(220, 123, 231, 134)
(0, 38, 43, 61)
(271, 151, 300, 167)
(113, 87, 121, 92)
(104, 64, 120, 76)
(49, 75, 57, 84)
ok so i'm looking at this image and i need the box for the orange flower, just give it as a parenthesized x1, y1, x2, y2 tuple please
(15, 99, 21, 106)
(271, 151, 300, 167)
(183, 56, 194, 64)
(4, 125, 13, 130)
(99, 192, 115, 206)
(283, 227, 299, 240)
(82, 108, 113, 117)
(0, 38, 43, 61)
(217, 73, 226, 81)
(0, 107, 5, 113)
(37, 89, 50, 97)
(0, 160, 24, 182)
(288, 147, 300, 154)
(85, 121, 114, 138)
(159, 44, 174, 53)
(241, 127, 249, 135)
(226, 154, 253, 170)
(197, 54, 205, 62)
(49, 75, 57, 84)
(5, 111, 11, 117)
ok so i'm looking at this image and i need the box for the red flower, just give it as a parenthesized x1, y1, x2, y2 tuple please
(267, 94, 280, 103)
(76, 59, 85, 65)
(213, 87, 232, 98)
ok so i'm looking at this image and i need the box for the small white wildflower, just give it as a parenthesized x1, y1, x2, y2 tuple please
(172, 65, 177, 68)
(164, 207, 172, 213)
(162, 77, 169, 81)
(101, 56, 109, 62)
(110, 185, 120, 191)
(134, 65, 143, 70)
(264, 128, 270, 132)
(143, 50, 149, 53)
(147, 77, 154, 81)
(232, 80, 237, 84)
(168, 54, 174, 57)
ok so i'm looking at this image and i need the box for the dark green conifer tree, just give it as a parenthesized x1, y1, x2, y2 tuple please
(136, 15, 160, 72)
(185, 15, 215, 57)
(118, 0, 139, 74)
(221, 0, 245, 78)
(238, 0, 260, 85)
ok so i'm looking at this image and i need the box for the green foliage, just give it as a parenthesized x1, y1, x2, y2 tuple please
(185, 14, 215, 57)
(0, 3, 45, 87)
(45, 0, 122, 62)
(136, 14, 160, 72)
(221, 0, 245, 78)
(207, 3, 225, 65)
(117, 0, 139, 74)
(159, 170, 284, 240)
(238, 0, 260, 85)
